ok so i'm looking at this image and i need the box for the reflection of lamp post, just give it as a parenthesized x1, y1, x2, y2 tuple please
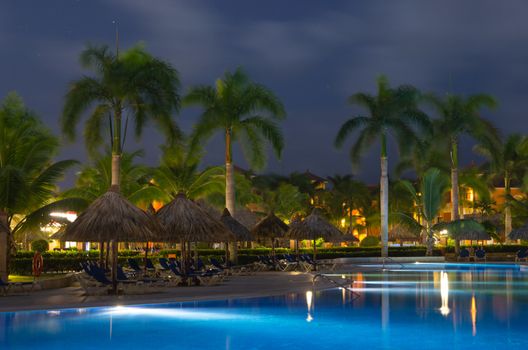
(439, 271, 450, 316)
(471, 294, 477, 336)
(306, 290, 313, 322)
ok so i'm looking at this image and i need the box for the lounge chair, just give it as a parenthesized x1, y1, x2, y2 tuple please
(159, 258, 171, 270)
(128, 258, 142, 272)
(457, 248, 471, 261)
(474, 248, 486, 262)
(145, 258, 156, 271)
(516, 248, 528, 262)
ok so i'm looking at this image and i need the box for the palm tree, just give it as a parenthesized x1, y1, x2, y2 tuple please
(0, 93, 78, 280)
(335, 75, 429, 257)
(474, 133, 528, 239)
(426, 93, 498, 230)
(63, 150, 161, 208)
(183, 67, 286, 261)
(61, 43, 181, 192)
(152, 143, 225, 202)
(325, 175, 371, 230)
(396, 168, 450, 255)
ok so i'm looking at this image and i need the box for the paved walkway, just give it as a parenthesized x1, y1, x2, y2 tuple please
(0, 272, 331, 313)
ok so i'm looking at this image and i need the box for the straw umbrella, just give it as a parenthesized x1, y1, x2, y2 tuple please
(435, 219, 490, 246)
(288, 208, 342, 270)
(221, 208, 253, 242)
(389, 224, 420, 246)
(252, 212, 289, 264)
(156, 193, 232, 274)
(60, 187, 162, 292)
(235, 208, 260, 231)
(220, 208, 254, 262)
(509, 223, 528, 240)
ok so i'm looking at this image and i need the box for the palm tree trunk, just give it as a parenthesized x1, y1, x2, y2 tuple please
(426, 224, 434, 256)
(0, 211, 9, 281)
(504, 174, 511, 242)
(380, 134, 389, 258)
(450, 138, 461, 254)
(111, 107, 122, 190)
(225, 128, 238, 263)
(109, 107, 123, 292)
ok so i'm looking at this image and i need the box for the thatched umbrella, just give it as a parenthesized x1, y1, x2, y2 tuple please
(235, 209, 260, 230)
(332, 228, 360, 243)
(288, 208, 342, 270)
(156, 193, 232, 274)
(389, 224, 420, 244)
(252, 212, 289, 263)
(61, 187, 162, 292)
(508, 223, 528, 240)
(435, 219, 490, 242)
(221, 208, 253, 242)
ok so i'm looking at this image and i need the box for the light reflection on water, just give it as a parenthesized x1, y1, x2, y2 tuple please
(1, 264, 528, 349)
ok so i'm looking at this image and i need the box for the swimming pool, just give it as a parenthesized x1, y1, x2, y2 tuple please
(1, 263, 527, 349)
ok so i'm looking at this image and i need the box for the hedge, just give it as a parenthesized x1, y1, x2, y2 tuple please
(10, 244, 498, 274)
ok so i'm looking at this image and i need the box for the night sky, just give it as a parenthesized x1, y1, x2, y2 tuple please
(1, 1, 527, 187)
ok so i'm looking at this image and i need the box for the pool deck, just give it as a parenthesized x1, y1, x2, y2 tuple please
(0, 272, 332, 313)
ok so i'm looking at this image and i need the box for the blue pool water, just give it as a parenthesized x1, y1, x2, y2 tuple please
(2, 263, 528, 349)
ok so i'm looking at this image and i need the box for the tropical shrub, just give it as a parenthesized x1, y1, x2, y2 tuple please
(360, 236, 380, 247)
(31, 240, 49, 252)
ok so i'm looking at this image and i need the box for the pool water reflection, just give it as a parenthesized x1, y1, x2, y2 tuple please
(1, 263, 527, 349)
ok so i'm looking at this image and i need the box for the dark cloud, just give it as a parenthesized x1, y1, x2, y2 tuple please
(1, 0, 527, 187)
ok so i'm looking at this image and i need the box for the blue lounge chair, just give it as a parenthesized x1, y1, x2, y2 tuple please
(128, 258, 142, 272)
(159, 258, 171, 270)
(145, 258, 156, 270)
(458, 248, 470, 261)
(516, 248, 528, 262)
(474, 248, 486, 262)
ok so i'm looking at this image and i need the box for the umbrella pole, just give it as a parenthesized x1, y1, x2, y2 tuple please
(180, 240, 185, 275)
(313, 238, 317, 271)
(144, 242, 149, 274)
(105, 241, 110, 271)
(99, 240, 104, 267)
(272, 238, 276, 269)
(111, 239, 118, 294)
(225, 242, 229, 264)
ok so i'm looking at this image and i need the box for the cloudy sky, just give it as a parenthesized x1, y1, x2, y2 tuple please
(1, 1, 527, 186)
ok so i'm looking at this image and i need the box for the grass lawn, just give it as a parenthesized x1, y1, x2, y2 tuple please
(8, 273, 68, 283)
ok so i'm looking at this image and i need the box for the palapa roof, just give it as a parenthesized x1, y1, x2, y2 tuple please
(435, 219, 490, 241)
(60, 188, 162, 243)
(221, 208, 254, 241)
(509, 223, 528, 240)
(389, 224, 421, 241)
(288, 208, 342, 241)
(338, 228, 360, 242)
(252, 212, 289, 239)
(156, 193, 232, 242)
(234, 208, 260, 230)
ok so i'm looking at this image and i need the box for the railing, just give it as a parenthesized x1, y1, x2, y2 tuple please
(382, 256, 405, 269)
(312, 273, 360, 299)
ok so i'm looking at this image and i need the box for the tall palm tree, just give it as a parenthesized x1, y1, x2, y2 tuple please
(0, 93, 77, 280)
(152, 143, 225, 202)
(61, 43, 181, 192)
(63, 150, 161, 208)
(396, 168, 450, 255)
(325, 175, 371, 230)
(427, 93, 498, 250)
(183, 67, 286, 261)
(335, 75, 429, 257)
(474, 133, 528, 239)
